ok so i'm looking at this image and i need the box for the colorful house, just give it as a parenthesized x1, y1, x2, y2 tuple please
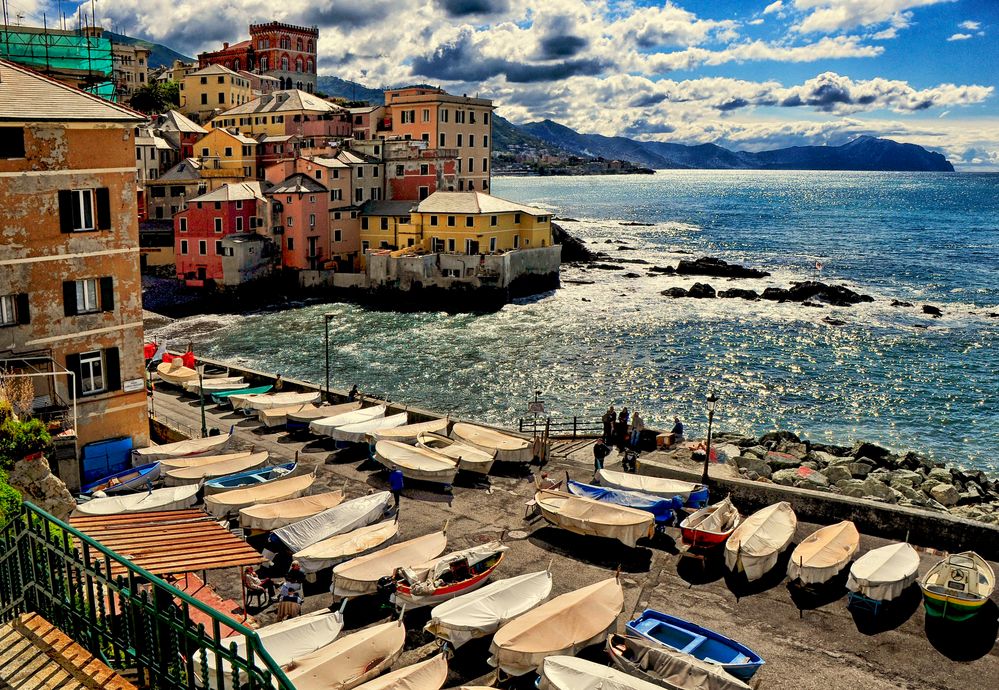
(192, 127, 260, 179)
(180, 64, 254, 123)
(198, 22, 319, 93)
(210, 89, 351, 140)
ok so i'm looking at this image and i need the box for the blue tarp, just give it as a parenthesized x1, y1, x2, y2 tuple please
(81, 436, 133, 485)
(567, 479, 682, 523)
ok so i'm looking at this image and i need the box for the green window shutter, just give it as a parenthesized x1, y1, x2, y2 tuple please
(104, 348, 121, 391)
(62, 281, 77, 317)
(99, 277, 114, 312)
(16, 293, 30, 324)
(58, 190, 74, 232)
(95, 188, 112, 230)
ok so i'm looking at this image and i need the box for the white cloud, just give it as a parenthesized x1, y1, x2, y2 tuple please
(764, 1, 784, 15)
(947, 33, 972, 41)
(748, 19, 765, 26)
(792, 0, 954, 34)
(871, 27, 898, 40)
(959, 20, 981, 31)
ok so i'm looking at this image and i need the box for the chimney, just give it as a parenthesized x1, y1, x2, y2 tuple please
(223, 42, 229, 49)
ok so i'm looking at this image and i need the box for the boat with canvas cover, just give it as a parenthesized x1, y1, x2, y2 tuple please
(284, 620, 406, 690)
(155, 360, 197, 385)
(286, 402, 362, 431)
(203, 472, 315, 517)
(163, 452, 268, 486)
(371, 417, 448, 443)
(606, 634, 752, 690)
(239, 489, 345, 532)
(391, 542, 508, 609)
(263, 491, 393, 560)
(351, 654, 448, 690)
(259, 403, 311, 427)
(330, 412, 408, 443)
(160, 450, 252, 470)
(846, 542, 920, 603)
(596, 469, 709, 508)
(919, 551, 995, 622)
(74, 485, 199, 516)
(626, 609, 765, 682)
(534, 489, 655, 548)
(450, 422, 531, 462)
(425, 570, 553, 650)
(232, 390, 320, 412)
(202, 461, 298, 495)
(566, 479, 681, 524)
(374, 441, 458, 484)
(540, 654, 667, 690)
(331, 530, 448, 599)
(416, 432, 495, 474)
(724, 502, 797, 581)
(183, 376, 247, 394)
(310, 405, 386, 436)
(212, 384, 272, 405)
(130, 429, 234, 465)
(788, 520, 859, 585)
(680, 498, 741, 548)
(488, 576, 623, 676)
(194, 610, 344, 690)
(81, 462, 160, 495)
(294, 519, 400, 574)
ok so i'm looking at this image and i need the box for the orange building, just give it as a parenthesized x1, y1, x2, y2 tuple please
(198, 22, 318, 93)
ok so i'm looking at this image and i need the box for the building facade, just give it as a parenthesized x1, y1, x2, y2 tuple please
(198, 22, 318, 93)
(111, 42, 150, 100)
(180, 65, 253, 123)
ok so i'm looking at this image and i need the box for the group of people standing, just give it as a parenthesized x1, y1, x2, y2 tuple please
(601, 405, 644, 448)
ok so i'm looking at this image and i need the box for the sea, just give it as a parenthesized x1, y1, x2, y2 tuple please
(148, 171, 999, 473)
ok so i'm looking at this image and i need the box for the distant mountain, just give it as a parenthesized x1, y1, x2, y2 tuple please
(105, 31, 193, 70)
(316, 76, 386, 104)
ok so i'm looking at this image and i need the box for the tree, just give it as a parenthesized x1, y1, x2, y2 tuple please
(128, 80, 181, 115)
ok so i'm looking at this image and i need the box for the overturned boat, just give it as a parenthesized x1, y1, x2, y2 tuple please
(239, 489, 345, 532)
(331, 530, 448, 599)
(596, 469, 709, 508)
(284, 620, 406, 690)
(330, 412, 408, 443)
(535, 489, 655, 548)
(263, 491, 393, 561)
(163, 452, 268, 486)
(131, 430, 234, 465)
(416, 432, 495, 474)
(724, 501, 797, 581)
(310, 405, 386, 436)
(294, 519, 400, 574)
(350, 654, 447, 690)
(788, 520, 860, 585)
(74, 485, 199, 516)
(567, 479, 680, 524)
(541, 654, 665, 690)
(450, 422, 531, 463)
(262, 401, 360, 428)
(370, 417, 448, 443)
(847, 542, 920, 603)
(374, 441, 458, 485)
(203, 472, 315, 518)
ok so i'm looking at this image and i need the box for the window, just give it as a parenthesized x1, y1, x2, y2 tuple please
(490, 237, 497, 252)
(418, 186, 429, 200)
(65, 277, 112, 315)
(440, 109, 449, 123)
(439, 133, 446, 147)
(468, 158, 474, 172)
(490, 215, 497, 227)
(287, 216, 294, 227)
(236, 216, 243, 231)
(514, 214, 521, 223)
(214, 201, 222, 210)
(465, 217, 474, 228)
(355, 188, 363, 202)
(201, 93, 208, 105)
(59, 188, 111, 232)
(373, 167, 379, 177)
(287, 237, 295, 250)
(0, 293, 29, 326)
(224, 147, 233, 157)
(469, 135, 475, 147)
(457, 134, 463, 147)
(78, 351, 105, 395)
(361, 217, 369, 230)
(513, 235, 519, 249)
(179, 218, 188, 232)
(235, 200, 243, 210)
(0, 127, 26, 158)
(217, 76, 225, 84)
(201, 147, 209, 157)
(310, 214, 316, 227)
(456, 110, 466, 124)
(430, 215, 438, 227)
(200, 76, 208, 85)
(171, 186, 184, 197)
(419, 163, 429, 176)
(465, 238, 476, 254)
(483, 135, 489, 148)
(484, 113, 489, 125)
(214, 218, 223, 233)
(380, 217, 388, 231)
(447, 238, 455, 252)
(357, 167, 364, 178)
(483, 158, 488, 172)
(447, 216, 455, 227)
(215, 240, 223, 255)
(334, 229, 342, 242)
(379, 241, 390, 249)
(194, 240, 205, 255)
(469, 180, 475, 191)
(180, 239, 188, 254)
(330, 189, 342, 201)
(422, 109, 430, 122)
(361, 240, 370, 251)
(310, 195, 316, 203)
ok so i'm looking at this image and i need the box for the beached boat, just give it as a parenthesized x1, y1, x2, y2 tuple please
(330, 412, 408, 443)
(596, 469, 709, 508)
(540, 654, 665, 690)
(416, 432, 495, 474)
(233, 390, 320, 412)
(374, 441, 458, 485)
(284, 620, 406, 690)
(680, 498, 741, 548)
(534, 489, 655, 548)
(163, 451, 268, 486)
(351, 654, 448, 690)
(489, 576, 623, 676)
(82, 462, 160, 495)
(160, 450, 252, 470)
(606, 634, 752, 690)
(310, 405, 387, 436)
(450, 422, 531, 462)
(425, 570, 553, 650)
(202, 461, 298, 495)
(130, 430, 234, 465)
(847, 542, 920, 603)
(919, 551, 995, 622)
(240, 489, 345, 532)
(391, 542, 508, 609)
(332, 530, 448, 599)
(294, 519, 399, 574)
(155, 360, 197, 385)
(203, 472, 314, 518)
(183, 376, 246, 394)
(74, 485, 199, 516)
(626, 609, 765, 682)
(788, 520, 860, 585)
(263, 491, 393, 560)
(286, 402, 362, 431)
(566, 479, 680, 524)
(259, 403, 310, 427)
(212, 384, 272, 405)
(724, 501, 797, 581)
(371, 417, 448, 443)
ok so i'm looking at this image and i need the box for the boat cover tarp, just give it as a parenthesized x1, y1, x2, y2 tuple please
(788, 520, 860, 584)
(285, 621, 406, 690)
(73, 485, 199, 516)
(351, 654, 448, 690)
(183, 376, 245, 392)
(402, 543, 507, 589)
(451, 422, 530, 461)
(417, 433, 495, 472)
(371, 418, 448, 442)
(163, 452, 268, 486)
(425, 570, 553, 649)
(239, 490, 345, 532)
(597, 469, 701, 500)
(237, 390, 320, 411)
(294, 520, 399, 574)
(131, 433, 233, 464)
(489, 577, 623, 676)
(375, 441, 458, 483)
(161, 451, 252, 470)
(541, 655, 664, 690)
(332, 530, 448, 598)
(608, 635, 752, 690)
(566, 480, 680, 523)
(156, 361, 197, 384)
(310, 406, 386, 436)
(847, 542, 921, 601)
(269, 491, 392, 554)
(331, 413, 408, 443)
(725, 502, 797, 582)
(259, 403, 312, 427)
(203, 473, 315, 518)
(683, 498, 739, 534)
(535, 490, 655, 548)
(289, 402, 363, 423)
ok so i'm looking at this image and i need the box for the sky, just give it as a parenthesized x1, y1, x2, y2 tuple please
(14, 0, 999, 168)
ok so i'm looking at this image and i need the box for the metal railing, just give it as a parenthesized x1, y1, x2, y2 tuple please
(0, 502, 294, 690)
(519, 416, 603, 439)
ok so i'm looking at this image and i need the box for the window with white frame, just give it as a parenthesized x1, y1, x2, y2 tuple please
(214, 217, 223, 233)
(75, 279, 99, 314)
(236, 216, 243, 231)
(79, 350, 104, 395)
(334, 229, 342, 242)
(180, 239, 188, 254)
(0, 294, 17, 325)
(199, 240, 207, 255)
(235, 200, 243, 210)
(70, 189, 95, 231)
(490, 237, 497, 252)
(309, 213, 316, 227)
(215, 240, 223, 255)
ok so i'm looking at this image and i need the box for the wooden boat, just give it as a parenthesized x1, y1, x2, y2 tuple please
(264, 492, 394, 560)
(232, 390, 320, 412)
(567, 479, 680, 524)
(330, 412, 408, 443)
(847, 542, 920, 603)
(374, 441, 458, 485)
(310, 405, 386, 436)
(919, 551, 995, 622)
(597, 469, 709, 508)
(332, 530, 448, 599)
(240, 489, 345, 532)
(73, 485, 199, 516)
(202, 462, 298, 495)
(163, 451, 268, 486)
(416, 432, 495, 474)
(160, 450, 252, 470)
(680, 498, 741, 548)
(294, 519, 399, 574)
(183, 376, 246, 394)
(371, 417, 448, 443)
(350, 654, 447, 690)
(606, 634, 752, 690)
(489, 577, 623, 677)
(203, 472, 315, 518)
(425, 570, 553, 650)
(534, 489, 655, 548)
(259, 403, 311, 427)
(131, 430, 234, 465)
(450, 422, 531, 462)
(212, 384, 272, 405)
(155, 360, 197, 385)
(284, 620, 406, 690)
(541, 654, 667, 690)
(626, 609, 765, 682)
(81, 462, 160, 495)
(286, 402, 363, 431)
(788, 520, 859, 585)
(391, 542, 508, 609)
(724, 502, 797, 581)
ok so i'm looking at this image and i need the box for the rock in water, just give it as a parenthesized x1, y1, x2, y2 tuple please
(674, 256, 771, 279)
(687, 282, 716, 298)
(662, 287, 689, 298)
(922, 304, 943, 317)
(551, 222, 600, 263)
(718, 288, 760, 300)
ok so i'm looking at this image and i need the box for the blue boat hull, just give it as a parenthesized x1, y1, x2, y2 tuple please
(204, 462, 296, 491)
(567, 479, 681, 523)
(626, 609, 764, 681)
(82, 462, 160, 494)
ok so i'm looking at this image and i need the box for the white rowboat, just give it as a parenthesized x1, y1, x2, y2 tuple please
(788, 520, 860, 585)
(73, 485, 199, 516)
(330, 413, 408, 443)
(284, 620, 405, 690)
(163, 452, 268, 486)
(310, 405, 386, 436)
(725, 502, 797, 581)
(332, 530, 448, 599)
(374, 441, 458, 484)
(416, 432, 495, 474)
(450, 422, 531, 462)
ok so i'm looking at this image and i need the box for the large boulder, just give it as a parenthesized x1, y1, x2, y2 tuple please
(661, 287, 689, 298)
(759, 430, 800, 445)
(674, 256, 770, 279)
(808, 450, 840, 467)
(717, 288, 760, 300)
(736, 455, 772, 478)
(743, 445, 768, 459)
(861, 478, 896, 502)
(795, 468, 829, 488)
(852, 442, 891, 463)
(766, 452, 802, 471)
(824, 465, 852, 484)
(889, 469, 923, 487)
(929, 483, 960, 506)
(848, 462, 874, 478)
(8, 456, 75, 522)
(835, 479, 868, 498)
(927, 467, 953, 484)
(687, 282, 716, 298)
(771, 468, 800, 486)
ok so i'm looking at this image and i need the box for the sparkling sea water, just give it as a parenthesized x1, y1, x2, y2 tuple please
(149, 171, 999, 472)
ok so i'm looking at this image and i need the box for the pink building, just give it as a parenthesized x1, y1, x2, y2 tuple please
(267, 173, 331, 270)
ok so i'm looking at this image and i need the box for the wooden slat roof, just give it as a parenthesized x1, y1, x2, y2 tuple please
(70, 509, 263, 576)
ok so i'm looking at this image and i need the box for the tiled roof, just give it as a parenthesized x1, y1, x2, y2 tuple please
(189, 181, 269, 203)
(156, 110, 207, 134)
(154, 158, 205, 182)
(304, 155, 350, 169)
(219, 89, 338, 116)
(189, 64, 243, 78)
(361, 200, 416, 216)
(415, 192, 550, 216)
(268, 173, 328, 194)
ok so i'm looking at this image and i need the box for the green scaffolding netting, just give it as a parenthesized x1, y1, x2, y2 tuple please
(0, 28, 113, 76)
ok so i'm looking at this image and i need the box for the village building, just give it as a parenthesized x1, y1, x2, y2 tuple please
(179, 65, 254, 123)
(198, 22, 319, 93)
(209, 89, 352, 141)
(111, 42, 150, 100)
(192, 128, 260, 179)
(148, 109, 207, 159)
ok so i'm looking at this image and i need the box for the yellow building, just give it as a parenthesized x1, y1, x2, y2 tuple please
(180, 65, 253, 123)
(358, 201, 416, 251)
(208, 89, 349, 139)
(192, 128, 259, 179)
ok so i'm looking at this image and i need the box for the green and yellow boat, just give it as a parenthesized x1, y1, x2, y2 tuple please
(919, 551, 994, 622)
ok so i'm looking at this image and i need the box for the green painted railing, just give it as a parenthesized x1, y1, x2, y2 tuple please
(0, 502, 295, 690)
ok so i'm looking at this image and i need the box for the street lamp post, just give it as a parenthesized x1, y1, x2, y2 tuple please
(324, 314, 334, 403)
(197, 363, 208, 438)
(701, 391, 719, 485)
